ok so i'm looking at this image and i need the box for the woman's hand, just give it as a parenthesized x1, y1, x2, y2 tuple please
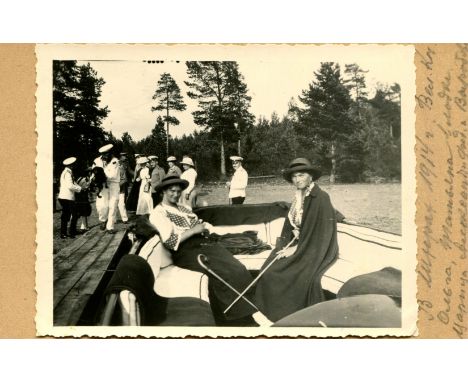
(192, 223, 208, 235)
(276, 246, 296, 259)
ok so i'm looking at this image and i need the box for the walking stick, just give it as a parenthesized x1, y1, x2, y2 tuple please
(197, 254, 259, 312)
(223, 237, 297, 315)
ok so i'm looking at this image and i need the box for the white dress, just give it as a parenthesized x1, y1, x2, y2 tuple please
(136, 166, 153, 215)
(180, 167, 197, 210)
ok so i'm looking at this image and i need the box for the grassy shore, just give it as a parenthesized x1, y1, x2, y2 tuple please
(197, 179, 402, 234)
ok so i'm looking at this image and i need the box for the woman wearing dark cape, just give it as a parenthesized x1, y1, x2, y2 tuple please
(255, 158, 339, 322)
(126, 154, 143, 212)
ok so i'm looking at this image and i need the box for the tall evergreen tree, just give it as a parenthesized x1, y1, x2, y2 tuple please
(151, 72, 186, 157)
(134, 116, 168, 159)
(53, 60, 109, 172)
(296, 62, 354, 183)
(185, 61, 254, 177)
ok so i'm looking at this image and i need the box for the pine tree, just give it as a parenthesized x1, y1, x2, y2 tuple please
(151, 72, 186, 157)
(344, 63, 369, 119)
(297, 62, 354, 183)
(53, 60, 109, 172)
(185, 61, 254, 177)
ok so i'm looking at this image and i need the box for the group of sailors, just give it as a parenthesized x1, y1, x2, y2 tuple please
(56, 143, 249, 239)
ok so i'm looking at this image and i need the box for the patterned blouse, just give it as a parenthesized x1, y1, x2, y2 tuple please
(149, 203, 199, 251)
(288, 182, 315, 239)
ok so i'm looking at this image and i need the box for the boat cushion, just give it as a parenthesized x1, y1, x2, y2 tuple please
(156, 297, 215, 326)
(273, 294, 401, 327)
(337, 267, 402, 302)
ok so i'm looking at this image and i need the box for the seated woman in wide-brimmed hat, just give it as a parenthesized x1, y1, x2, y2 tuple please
(255, 158, 340, 322)
(148, 174, 272, 326)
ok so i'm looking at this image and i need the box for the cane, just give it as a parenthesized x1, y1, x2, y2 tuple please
(223, 237, 297, 315)
(197, 254, 259, 312)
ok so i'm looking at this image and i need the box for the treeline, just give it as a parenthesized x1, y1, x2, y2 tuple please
(53, 61, 401, 183)
(149, 63, 401, 182)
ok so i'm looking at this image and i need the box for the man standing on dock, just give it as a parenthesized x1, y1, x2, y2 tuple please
(149, 155, 165, 204)
(93, 144, 121, 234)
(167, 156, 182, 176)
(227, 156, 248, 205)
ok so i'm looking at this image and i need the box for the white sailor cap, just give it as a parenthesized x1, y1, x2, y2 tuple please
(167, 156, 177, 162)
(63, 157, 77, 166)
(180, 157, 195, 167)
(137, 156, 149, 165)
(148, 155, 158, 160)
(98, 144, 113, 154)
(230, 156, 243, 161)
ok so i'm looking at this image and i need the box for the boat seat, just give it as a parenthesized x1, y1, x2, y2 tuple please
(136, 221, 402, 304)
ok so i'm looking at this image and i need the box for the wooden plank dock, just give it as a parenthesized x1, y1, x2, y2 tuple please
(54, 227, 127, 326)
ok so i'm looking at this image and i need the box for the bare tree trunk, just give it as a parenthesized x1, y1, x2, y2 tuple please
(166, 92, 170, 157)
(330, 141, 336, 184)
(220, 132, 226, 177)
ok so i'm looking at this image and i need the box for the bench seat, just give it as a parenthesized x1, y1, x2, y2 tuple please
(150, 221, 402, 301)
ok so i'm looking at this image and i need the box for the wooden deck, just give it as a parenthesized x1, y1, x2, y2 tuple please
(53, 227, 127, 326)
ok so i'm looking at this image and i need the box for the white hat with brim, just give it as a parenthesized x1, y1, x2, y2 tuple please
(230, 156, 243, 161)
(137, 156, 149, 165)
(167, 156, 177, 162)
(63, 157, 77, 166)
(180, 157, 195, 167)
(98, 144, 113, 154)
(148, 155, 158, 160)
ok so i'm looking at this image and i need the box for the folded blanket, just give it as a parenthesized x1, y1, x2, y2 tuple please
(208, 231, 272, 255)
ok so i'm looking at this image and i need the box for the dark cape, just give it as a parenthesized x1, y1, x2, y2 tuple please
(255, 185, 339, 322)
(126, 168, 142, 211)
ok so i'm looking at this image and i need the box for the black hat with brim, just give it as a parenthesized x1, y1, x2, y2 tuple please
(282, 158, 322, 182)
(153, 175, 189, 194)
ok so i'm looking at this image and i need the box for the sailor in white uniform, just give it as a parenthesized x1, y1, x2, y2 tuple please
(93, 144, 121, 233)
(227, 156, 248, 204)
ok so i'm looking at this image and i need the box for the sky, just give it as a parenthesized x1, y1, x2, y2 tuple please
(82, 49, 408, 141)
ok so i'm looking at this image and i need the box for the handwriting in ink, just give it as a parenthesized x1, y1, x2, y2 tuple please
(418, 202, 437, 288)
(454, 44, 468, 112)
(440, 144, 454, 250)
(452, 270, 467, 338)
(437, 261, 457, 325)
(416, 135, 437, 192)
(415, 47, 435, 110)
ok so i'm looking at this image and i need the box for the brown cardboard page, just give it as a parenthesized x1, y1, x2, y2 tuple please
(415, 44, 468, 339)
(0, 44, 37, 338)
(0, 44, 466, 338)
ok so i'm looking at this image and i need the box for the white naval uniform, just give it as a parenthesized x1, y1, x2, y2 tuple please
(180, 167, 197, 210)
(58, 167, 82, 201)
(228, 166, 248, 199)
(93, 156, 121, 230)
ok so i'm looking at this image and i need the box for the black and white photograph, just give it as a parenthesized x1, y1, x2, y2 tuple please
(35, 44, 417, 337)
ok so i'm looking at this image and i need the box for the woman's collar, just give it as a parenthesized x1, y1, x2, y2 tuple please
(304, 182, 315, 197)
